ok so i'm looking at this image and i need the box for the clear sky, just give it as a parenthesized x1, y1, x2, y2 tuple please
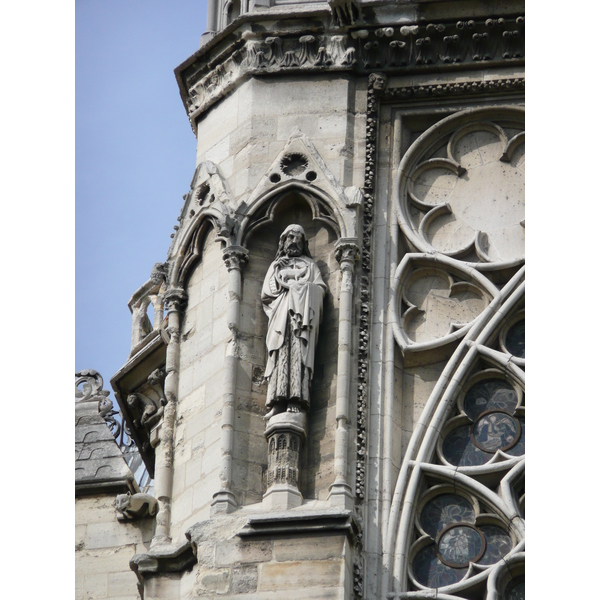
(76, 1, 208, 395)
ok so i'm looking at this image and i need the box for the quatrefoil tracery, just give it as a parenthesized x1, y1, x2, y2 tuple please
(397, 106, 525, 270)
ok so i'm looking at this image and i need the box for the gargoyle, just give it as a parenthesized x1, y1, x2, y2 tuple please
(115, 492, 158, 520)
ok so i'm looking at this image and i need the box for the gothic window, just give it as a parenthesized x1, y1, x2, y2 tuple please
(387, 105, 525, 598)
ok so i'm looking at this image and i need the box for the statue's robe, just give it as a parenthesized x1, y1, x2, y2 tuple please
(261, 255, 327, 409)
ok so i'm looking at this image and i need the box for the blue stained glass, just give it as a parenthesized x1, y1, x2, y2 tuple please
(420, 494, 475, 538)
(506, 577, 525, 599)
(473, 412, 520, 452)
(463, 380, 518, 420)
(477, 525, 512, 565)
(504, 419, 525, 456)
(437, 525, 484, 567)
(413, 544, 467, 588)
(505, 320, 525, 358)
(442, 425, 490, 466)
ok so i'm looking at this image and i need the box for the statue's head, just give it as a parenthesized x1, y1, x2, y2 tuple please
(276, 224, 311, 259)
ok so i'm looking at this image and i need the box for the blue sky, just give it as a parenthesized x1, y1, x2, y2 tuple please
(76, 1, 207, 394)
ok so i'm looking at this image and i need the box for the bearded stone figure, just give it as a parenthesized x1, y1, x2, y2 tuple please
(261, 224, 327, 419)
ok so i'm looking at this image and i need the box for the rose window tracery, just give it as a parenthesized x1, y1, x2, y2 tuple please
(396, 106, 525, 269)
(439, 372, 525, 468)
(410, 490, 515, 589)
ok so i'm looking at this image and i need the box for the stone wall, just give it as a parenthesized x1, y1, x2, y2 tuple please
(172, 227, 231, 540)
(75, 495, 154, 600)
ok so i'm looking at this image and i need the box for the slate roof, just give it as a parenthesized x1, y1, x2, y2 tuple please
(75, 373, 138, 496)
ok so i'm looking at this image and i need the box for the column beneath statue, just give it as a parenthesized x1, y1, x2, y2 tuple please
(262, 411, 306, 510)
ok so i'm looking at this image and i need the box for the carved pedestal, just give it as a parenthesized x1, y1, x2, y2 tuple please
(263, 411, 306, 510)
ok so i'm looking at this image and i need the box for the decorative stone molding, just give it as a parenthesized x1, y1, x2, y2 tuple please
(240, 129, 358, 241)
(353, 16, 524, 70)
(176, 15, 524, 132)
(384, 77, 525, 101)
(185, 32, 356, 126)
(237, 508, 359, 539)
(329, 0, 360, 27)
(76, 369, 110, 404)
(129, 540, 196, 592)
(354, 72, 385, 504)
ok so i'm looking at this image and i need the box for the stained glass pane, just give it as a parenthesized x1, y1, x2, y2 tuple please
(437, 524, 485, 567)
(420, 494, 475, 538)
(477, 525, 512, 565)
(505, 577, 525, 600)
(505, 320, 525, 358)
(504, 418, 525, 456)
(442, 425, 490, 466)
(463, 379, 518, 420)
(413, 544, 467, 588)
(472, 412, 520, 452)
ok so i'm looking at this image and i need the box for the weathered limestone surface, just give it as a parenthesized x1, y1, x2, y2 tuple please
(75, 495, 154, 600)
(77, 1, 525, 599)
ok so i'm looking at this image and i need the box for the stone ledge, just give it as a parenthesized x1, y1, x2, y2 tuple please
(129, 540, 197, 591)
(76, 476, 137, 497)
(237, 508, 358, 540)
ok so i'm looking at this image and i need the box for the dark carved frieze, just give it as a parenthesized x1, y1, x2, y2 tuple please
(178, 15, 524, 132)
(383, 76, 525, 101)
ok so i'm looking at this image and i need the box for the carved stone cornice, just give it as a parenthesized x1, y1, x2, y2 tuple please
(384, 76, 525, 101)
(175, 15, 525, 133)
(222, 245, 249, 272)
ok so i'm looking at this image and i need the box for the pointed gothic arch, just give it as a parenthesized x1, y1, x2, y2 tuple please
(384, 267, 525, 598)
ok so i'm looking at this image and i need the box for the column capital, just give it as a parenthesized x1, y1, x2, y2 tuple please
(334, 238, 360, 266)
(222, 245, 249, 272)
(163, 287, 188, 313)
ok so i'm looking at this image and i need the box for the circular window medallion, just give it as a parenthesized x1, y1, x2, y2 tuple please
(436, 524, 485, 568)
(281, 153, 308, 176)
(472, 410, 521, 453)
(463, 379, 518, 420)
(395, 106, 524, 268)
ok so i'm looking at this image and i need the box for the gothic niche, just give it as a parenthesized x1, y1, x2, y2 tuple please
(237, 192, 340, 507)
(261, 224, 327, 509)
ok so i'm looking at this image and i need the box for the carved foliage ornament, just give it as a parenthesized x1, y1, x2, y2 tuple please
(395, 106, 524, 270)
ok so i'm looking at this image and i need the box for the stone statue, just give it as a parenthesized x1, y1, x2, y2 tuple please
(261, 224, 327, 419)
